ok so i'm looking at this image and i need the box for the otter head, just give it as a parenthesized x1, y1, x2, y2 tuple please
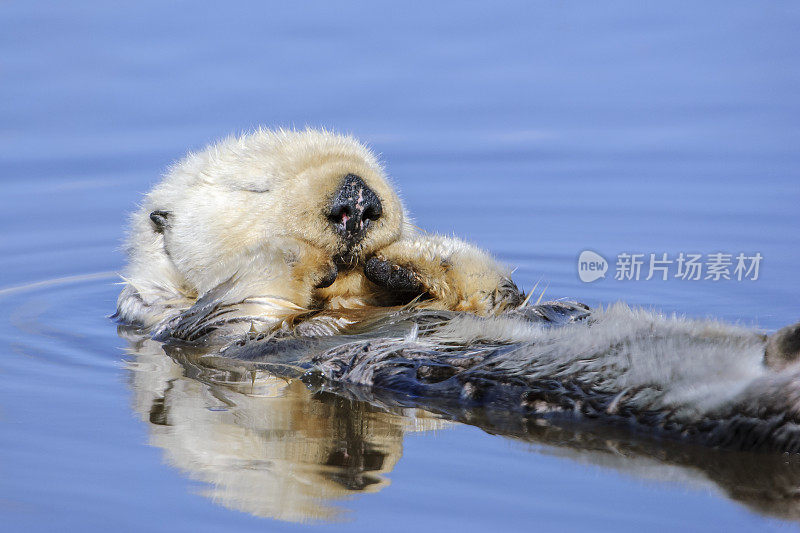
(139, 129, 405, 296)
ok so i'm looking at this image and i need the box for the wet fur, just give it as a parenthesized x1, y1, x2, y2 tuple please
(149, 302, 796, 454)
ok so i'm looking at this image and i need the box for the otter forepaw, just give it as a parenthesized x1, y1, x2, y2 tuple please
(368, 236, 523, 316)
(364, 256, 426, 296)
(314, 262, 338, 289)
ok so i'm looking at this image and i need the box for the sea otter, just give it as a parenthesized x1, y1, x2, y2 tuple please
(116, 127, 521, 335)
(117, 127, 800, 453)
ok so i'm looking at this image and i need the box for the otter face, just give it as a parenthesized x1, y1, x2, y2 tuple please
(275, 153, 404, 268)
(141, 129, 405, 295)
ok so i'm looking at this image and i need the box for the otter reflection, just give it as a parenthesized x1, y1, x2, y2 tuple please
(124, 332, 448, 523)
(122, 328, 800, 524)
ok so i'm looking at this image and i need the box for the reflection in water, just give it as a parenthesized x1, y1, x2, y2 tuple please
(123, 331, 447, 523)
(122, 327, 800, 524)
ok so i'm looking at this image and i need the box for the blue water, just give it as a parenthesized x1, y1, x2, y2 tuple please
(1, 1, 799, 531)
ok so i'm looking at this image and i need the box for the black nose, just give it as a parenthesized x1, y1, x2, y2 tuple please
(328, 174, 382, 243)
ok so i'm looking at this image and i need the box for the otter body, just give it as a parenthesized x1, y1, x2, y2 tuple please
(117, 127, 800, 453)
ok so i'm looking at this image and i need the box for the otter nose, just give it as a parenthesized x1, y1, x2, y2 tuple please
(328, 174, 382, 242)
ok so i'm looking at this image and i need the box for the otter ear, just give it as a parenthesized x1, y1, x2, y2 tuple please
(149, 210, 171, 234)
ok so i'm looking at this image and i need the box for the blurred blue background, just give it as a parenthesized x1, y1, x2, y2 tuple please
(1, 1, 799, 531)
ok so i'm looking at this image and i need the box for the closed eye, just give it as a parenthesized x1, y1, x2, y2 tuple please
(230, 185, 271, 193)
(229, 176, 273, 194)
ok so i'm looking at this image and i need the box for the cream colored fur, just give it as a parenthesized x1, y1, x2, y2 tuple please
(117, 128, 519, 334)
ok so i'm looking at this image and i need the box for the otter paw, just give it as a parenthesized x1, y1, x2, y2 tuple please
(314, 262, 338, 289)
(364, 256, 426, 295)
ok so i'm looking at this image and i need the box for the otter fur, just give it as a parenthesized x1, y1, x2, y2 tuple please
(116, 127, 521, 334)
(116, 127, 800, 453)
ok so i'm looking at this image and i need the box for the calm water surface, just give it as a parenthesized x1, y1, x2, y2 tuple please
(1, 2, 799, 531)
